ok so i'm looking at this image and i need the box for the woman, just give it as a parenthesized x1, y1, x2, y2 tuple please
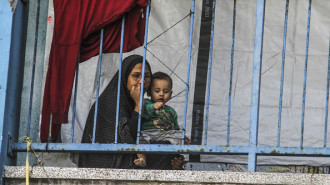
(79, 55, 185, 169)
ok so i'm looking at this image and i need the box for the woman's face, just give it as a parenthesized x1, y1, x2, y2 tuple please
(127, 63, 151, 93)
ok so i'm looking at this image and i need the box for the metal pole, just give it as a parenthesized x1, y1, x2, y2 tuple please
(324, 38, 330, 147)
(92, 29, 104, 143)
(227, 0, 237, 146)
(137, 1, 151, 144)
(300, 0, 312, 148)
(204, 0, 216, 145)
(70, 54, 80, 143)
(248, 0, 266, 172)
(277, 0, 289, 147)
(115, 16, 126, 144)
(182, 0, 195, 145)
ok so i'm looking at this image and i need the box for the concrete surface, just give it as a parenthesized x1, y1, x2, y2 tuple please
(4, 166, 330, 185)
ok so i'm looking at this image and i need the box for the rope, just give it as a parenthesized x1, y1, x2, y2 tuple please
(147, 13, 191, 45)
(30, 147, 52, 185)
(167, 89, 186, 103)
(140, 9, 192, 120)
(20, 136, 52, 185)
(146, 47, 188, 86)
(146, 12, 192, 86)
(25, 137, 33, 185)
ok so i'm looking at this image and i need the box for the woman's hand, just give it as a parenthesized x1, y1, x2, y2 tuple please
(184, 136, 191, 145)
(130, 85, 145, 112)
(130, 85, 141, 103)
(171, 155, 185, 170)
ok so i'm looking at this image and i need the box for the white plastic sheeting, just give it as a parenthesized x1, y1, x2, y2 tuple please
(45, 0, 330, 165)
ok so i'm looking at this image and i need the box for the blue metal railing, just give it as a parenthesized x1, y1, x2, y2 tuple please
(300, 0, 312, 148)
(227, 0, 237, 146)
(137, 1, 151, 145)
(325, 38, 330, 148)
(92, 29, 104, 143)
(203, 0, 216, 146)
(182, 0, 195, 145)
(248, 0, 265, 172)
(70, 53, 80, 143)
(277, 0, 289, 147)
(114, 16, 126, 144)
(7, 0, 330, 173)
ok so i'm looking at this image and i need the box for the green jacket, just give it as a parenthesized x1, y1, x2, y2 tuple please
(142, 99, 180, 130)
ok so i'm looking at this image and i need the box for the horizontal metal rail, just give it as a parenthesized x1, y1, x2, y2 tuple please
(11, 143, 330, 156)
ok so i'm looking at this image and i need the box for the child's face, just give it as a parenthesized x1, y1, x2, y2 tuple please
(150, 79, 172, 104)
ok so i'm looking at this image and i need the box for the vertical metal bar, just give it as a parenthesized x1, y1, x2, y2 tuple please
(0, 0, 13, 132)
(26, 0, 40, 137)
(227, 0, 237, 146)
(204, 0, 216, 145)
(248, 0, 265, 172)
(182, 0, 195, 145)
(70, 54, 80, 143)
(137, 1, 151, 144)
(300, 0, 312, 148)
(115, 16, 126, 144)
(92, 29, 104, 143)
(277, 0, 289, 147)
(0, 0, 20, 181)
(324, 39, 330, 147)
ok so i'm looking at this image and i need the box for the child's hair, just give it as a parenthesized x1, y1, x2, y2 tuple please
(151, 71, 173, 89)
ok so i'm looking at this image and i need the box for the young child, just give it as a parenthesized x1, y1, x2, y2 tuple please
(134, 72, 181, 167)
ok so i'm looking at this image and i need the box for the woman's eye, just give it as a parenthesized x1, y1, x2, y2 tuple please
(144, 75, 151, 79)
(132, 73, 142, 80)
(132, 74, 139, 78)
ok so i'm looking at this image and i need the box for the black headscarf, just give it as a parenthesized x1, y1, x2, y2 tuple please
(79, 55, 152, 168)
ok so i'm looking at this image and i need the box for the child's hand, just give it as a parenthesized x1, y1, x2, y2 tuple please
(153, 102, 164, 110)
